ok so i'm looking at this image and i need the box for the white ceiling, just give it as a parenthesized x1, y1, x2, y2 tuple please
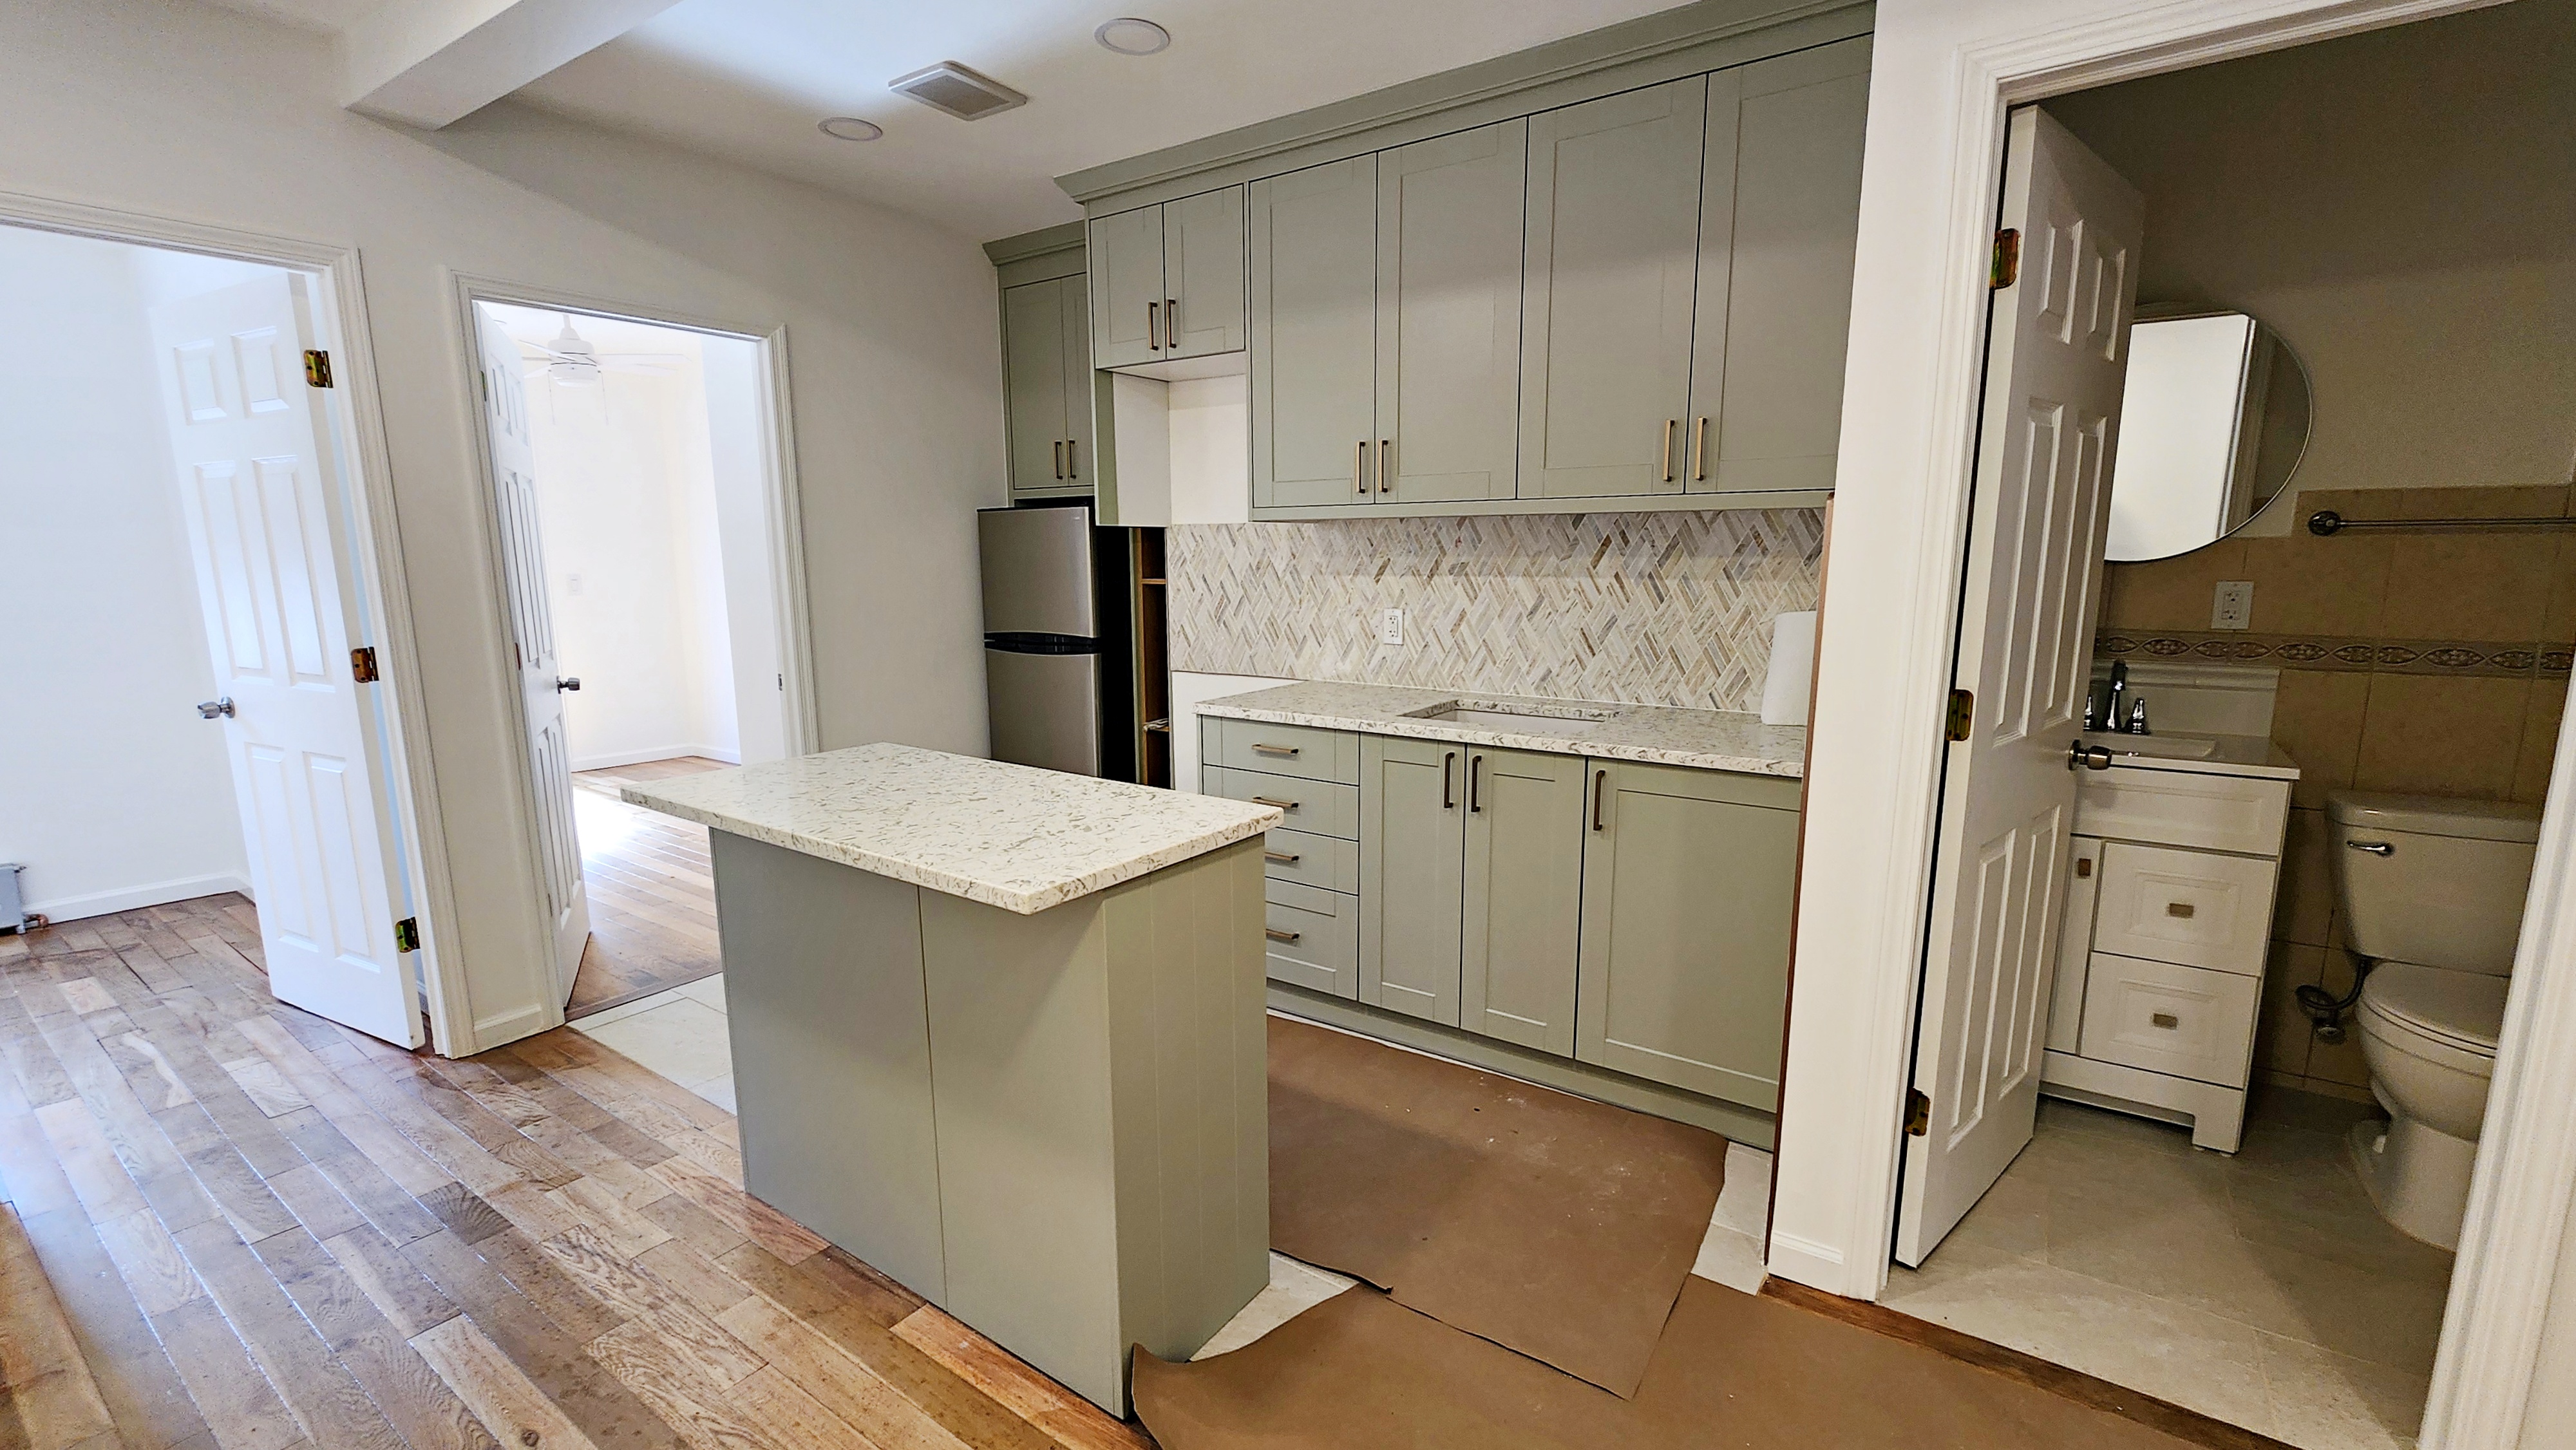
(485, 0, 1694, 241)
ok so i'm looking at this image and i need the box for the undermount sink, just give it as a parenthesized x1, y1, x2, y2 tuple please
(1405, 699, 1616, 738)
(2086, 731, 2218, 760)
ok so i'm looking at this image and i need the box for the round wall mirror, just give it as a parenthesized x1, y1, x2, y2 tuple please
(2105, 311, 2314, 563)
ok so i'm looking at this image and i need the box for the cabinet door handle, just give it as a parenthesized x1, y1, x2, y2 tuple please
(1066, 438, 1077, 478)
(1593, 769, 1608, 831)
(1379, 438, 1393, 493)
(1252, 742, 1300, 757)
(1146, 300, 1161, 350)
(1468, 754, 1482, 813)
(1691, 416, 1709, 481)
(1357, 440, 1370, 495)
(2166, 902, 2196, 919)
(1251, 795, 1298, 811)
(2075, 857, 2092, 879)
(1052, 440, 1065, 480)
(1264, 850, 1300, 865)
(2150, 1012, 2179, 1030)
(1660, 419, 1678, 483)
(1442, 751, 1456, 809)
(1265, 927, 1302, 944)
(1165, 297, 1179, 349)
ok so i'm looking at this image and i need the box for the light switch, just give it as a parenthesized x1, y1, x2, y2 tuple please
(566, 572, 585, 597)
(2212, 580, 2253, 630)
(1378, 608, 1406, 646)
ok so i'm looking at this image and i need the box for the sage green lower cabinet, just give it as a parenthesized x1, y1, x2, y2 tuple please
(1359, 735, 1466, 1024)
(1575, 760, 1801, 1109)
(1460, 748, 1589, 1055)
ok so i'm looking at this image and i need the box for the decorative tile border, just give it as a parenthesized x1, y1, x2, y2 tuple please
(2097, 630, 2575, 679)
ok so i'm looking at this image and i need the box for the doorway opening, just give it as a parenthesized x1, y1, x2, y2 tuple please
(465, 299, 801, 1058)
(1, 219, 432, 1048)
(1887, 5, 2575, 1446)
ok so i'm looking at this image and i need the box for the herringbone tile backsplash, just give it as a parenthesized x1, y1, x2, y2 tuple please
(1168, 511, 1825, 712)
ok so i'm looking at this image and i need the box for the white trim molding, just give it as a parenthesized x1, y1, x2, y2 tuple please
(1766, 2, 2543, 1447)
(24, 874, 258, 925)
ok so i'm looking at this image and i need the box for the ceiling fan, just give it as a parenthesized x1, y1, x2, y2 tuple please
(516, 315, 688, 386)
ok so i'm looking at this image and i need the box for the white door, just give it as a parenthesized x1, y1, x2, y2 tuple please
(475, 310, 590, 1005)
(1895, 108, 2142, 1265)
(153, 275, 422, 1048)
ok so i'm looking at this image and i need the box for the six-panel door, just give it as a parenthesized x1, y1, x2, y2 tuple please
(1249, 156, 1380, 507)
(1575, 760, 1801, 1107)
(1460, 748, 1589, 1055)
(1359, 735, 1466, 1025)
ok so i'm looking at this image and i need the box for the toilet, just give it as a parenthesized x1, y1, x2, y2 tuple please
(2328, 790, 2540, 1250)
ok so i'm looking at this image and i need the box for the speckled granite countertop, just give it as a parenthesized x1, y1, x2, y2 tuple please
(1196, 681, 1808, 778)
(621, 743, 1281, 915)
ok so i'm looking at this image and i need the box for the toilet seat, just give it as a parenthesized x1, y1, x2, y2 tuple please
(2360, 963, 2508, 1058)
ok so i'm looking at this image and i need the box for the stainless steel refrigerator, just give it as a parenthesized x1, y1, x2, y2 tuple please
(978, 503, 1135, 778)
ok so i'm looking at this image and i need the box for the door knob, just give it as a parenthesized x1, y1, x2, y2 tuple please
(196, 698, 234, 719)
(2065, 739, 2112, 771)
(556, 677, 582, 692)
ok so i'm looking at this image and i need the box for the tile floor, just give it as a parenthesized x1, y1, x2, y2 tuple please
(568, 973, 735, 1111)
(1884, 1093, 2452, 1450)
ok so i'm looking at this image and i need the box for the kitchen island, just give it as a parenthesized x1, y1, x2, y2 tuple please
(621, 744, 1281, 1415)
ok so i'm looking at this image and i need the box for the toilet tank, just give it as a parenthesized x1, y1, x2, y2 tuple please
(2329, 791, 2540, 974)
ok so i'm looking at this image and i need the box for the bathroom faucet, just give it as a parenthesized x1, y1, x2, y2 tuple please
(2103, 661, 2128, 734)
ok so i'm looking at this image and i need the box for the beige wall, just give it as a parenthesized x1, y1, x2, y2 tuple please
(2049, 3, 2576, 1099)
(1, 0, 1006, 1046)
(2528, 1187, 2576, 1447)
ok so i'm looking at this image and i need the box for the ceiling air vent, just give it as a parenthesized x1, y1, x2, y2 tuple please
(887, 62, 1028, 121)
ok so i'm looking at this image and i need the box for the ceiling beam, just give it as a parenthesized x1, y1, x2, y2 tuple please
(341, 0, 684, 129)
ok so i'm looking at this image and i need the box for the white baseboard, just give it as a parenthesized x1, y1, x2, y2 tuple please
(26, 872, 257, 925)
(571, 744, 742, 772)
(1763, 1230, 1854, 1296)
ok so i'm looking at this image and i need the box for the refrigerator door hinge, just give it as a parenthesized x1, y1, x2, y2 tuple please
(1946, 688, 1975, 742)
(1906, 1089, 1931, 1137)
(1990, 229, 2021, 290)
(350, 646, 380, 683)
(393, 918, 421, 953)
(303, 349, 334, 388)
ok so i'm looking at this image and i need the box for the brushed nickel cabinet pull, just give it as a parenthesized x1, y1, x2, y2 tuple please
(1146, 301, 1161, 350)
(1165, 297, 1179, 350)
(2151, 1012, 2179, 1030)
(1468, 754, 1483, 813)
(1264, 850, 1300, 865)
(1052, 440, 1065, 480)
(1593, 769, 1608, 831)
(1251, 795, 1298, 811)
(1380, 438, 1393, 492)
(1066, 439, 1077, 478)
(1265, 927, 1302, 944)
(1692, 416, 1709, 481)
(2166, 902, 2196, 919)
(1253, 742, 1300, 757)
(1660, 419, 1678, 483)
(1442, 751, 1456, 810)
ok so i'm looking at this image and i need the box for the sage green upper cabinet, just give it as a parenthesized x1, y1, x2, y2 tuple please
(1575, 760, 1801, 1109)
(1373, 120, 1526, 504)
(1687, 40, 1870, 496)
(1249, 156, 1379, 509)
(1001, 275, 1092, 496)
(1517, 77, 1709, 501)
(1089, 188, 1247, 369)
(1358, 735, 1464, 1026)
(1460, 747, 1587, 1055)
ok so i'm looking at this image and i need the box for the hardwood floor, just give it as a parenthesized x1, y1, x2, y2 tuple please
(567, 760, 728, 1022)
(0, 895, 1153, 1450)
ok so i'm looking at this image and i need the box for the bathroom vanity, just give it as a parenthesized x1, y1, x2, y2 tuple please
(2045, 730, 2299, 1151)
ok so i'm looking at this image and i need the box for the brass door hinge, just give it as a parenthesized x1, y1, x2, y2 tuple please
(1990, 229, 2021, 290)
(392, 918, 420, 953)
(1946, 688, 1975, 742)
(303, 349, 334, 388)
(350, 646, 379, 683)
(1906, 1088, 1931, 1136)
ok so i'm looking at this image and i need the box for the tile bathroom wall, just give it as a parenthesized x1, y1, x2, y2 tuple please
(1168, 511, 1825, 713)
(2100, 485, 2576, 1099)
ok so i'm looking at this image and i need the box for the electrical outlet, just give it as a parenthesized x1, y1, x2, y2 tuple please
(2211, 580, 2253, 630)
(1378, 608, 1406, 646)
(566, 572, 585, 597)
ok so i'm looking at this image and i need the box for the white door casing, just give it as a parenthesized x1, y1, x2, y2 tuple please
(152, 274, 423, 1048)
(1894, 108, 2141, 1266)
(475, 309, 590, 1006)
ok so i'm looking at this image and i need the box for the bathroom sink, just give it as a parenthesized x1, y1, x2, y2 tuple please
(1406, 699, 1616, 738)
(2085, 731, 2217, 760)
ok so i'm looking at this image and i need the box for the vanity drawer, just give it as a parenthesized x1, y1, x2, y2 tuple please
(1205, 718, 1360, 784)
(1264, 880, 1358, 998)
(2076, 768, 2289, 858)
(2078, 952, 2259, 1089)
(1260, 827, 1360, 894)
(1206, 766, 1359, 841)
(2094, 842, 2277, 976)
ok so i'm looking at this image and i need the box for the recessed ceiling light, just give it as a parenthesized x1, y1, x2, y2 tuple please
(818, 116, 883, 142)
(1095, 17, 1171, 55)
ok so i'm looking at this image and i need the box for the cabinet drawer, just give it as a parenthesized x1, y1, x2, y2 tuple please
(2078, 952, 2260, 1089)
(2047, 836, 2103, 1055)
(1204, 718, 1359, 784)
(2094, 843, 2277, 976)
(1206, 766, 1358, 840)
(2076, 767, 2290, 857)
(1264, 880, 1358, 999)
(1260, 827, 1359, 894)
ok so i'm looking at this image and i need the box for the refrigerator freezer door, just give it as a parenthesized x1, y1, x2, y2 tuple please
(985, 648, 1103, 777)
(978, 505, 1097, 638)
